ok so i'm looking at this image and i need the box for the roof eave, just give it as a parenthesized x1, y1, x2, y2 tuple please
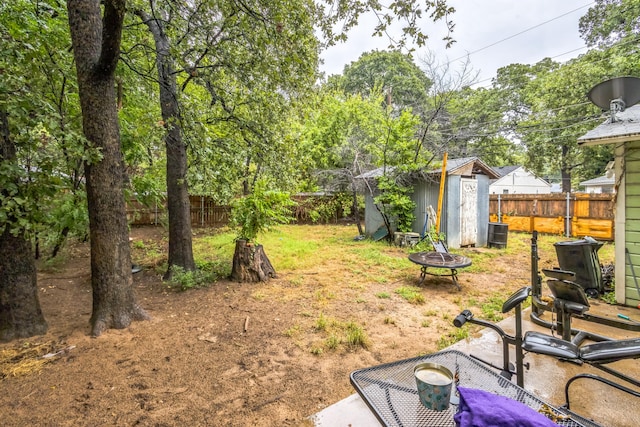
(578, 132, 640, 146)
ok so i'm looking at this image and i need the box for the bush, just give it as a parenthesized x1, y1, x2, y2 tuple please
(230, 180, 295, 242)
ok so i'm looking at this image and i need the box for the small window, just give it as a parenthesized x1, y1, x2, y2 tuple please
(502, 189, 509, 194)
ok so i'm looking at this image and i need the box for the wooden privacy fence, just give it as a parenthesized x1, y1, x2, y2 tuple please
(489, 193, 615, 240)
(127, 196, 230, 228)
(126, 194, 343, 228)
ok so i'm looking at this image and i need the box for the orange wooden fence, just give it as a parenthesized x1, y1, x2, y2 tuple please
(489, 193, 615, 240)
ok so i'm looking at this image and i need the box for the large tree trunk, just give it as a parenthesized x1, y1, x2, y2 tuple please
(67, 0, 148, 337)
(0, 106, 48, 342)
(0, 227, 48, 342)
(231, 240, 276, 282)
(137, 8, 195, 280)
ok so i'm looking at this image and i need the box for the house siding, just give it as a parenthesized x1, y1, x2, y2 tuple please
(490, 167, 551, 194)
(625, 140, 640, 307)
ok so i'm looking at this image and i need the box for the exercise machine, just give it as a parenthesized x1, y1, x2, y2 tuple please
(454, 285, 640, 411)
(530, 230, 640, 334)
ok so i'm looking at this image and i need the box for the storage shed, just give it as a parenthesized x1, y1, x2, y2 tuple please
(358, 157, 499, 249)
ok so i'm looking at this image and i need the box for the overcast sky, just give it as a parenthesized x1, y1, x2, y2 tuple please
(320, 1, 594, 86)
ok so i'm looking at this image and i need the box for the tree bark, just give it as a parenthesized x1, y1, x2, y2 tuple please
(136, 7, 195, 280)
(0, 106, 48, 342)
(231, 240, 276, 282)
(67, 0, 148, 336)
(0, 226, 48, 342)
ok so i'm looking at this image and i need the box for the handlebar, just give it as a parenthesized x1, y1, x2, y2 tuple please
(454, 309, 473, 328)
(451, 288, 529, 388)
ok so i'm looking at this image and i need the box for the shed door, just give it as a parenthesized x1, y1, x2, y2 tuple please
(460, 178, 477, 246)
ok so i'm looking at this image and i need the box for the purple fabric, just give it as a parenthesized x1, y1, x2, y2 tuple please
(453, 387, 560, 427)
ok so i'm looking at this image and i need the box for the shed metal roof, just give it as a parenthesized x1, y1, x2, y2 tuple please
(579, 174, 615, 186)
(578, 104, 640, 145)
(356, 157, 499, 180)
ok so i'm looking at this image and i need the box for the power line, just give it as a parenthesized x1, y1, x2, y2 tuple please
(445, 2, 594, 69)
(437, 114, 603, 141)
(470, 32, 640, 88)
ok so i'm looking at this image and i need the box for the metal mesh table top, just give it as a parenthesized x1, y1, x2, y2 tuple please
(350, 350, 601, 427)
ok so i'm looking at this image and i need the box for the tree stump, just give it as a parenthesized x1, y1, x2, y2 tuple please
(231, 239, 276, 282)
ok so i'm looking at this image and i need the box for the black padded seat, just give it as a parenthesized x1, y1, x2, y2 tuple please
(524, 331, 640, 365)
(523, 331, 580, 360)
(580, 338, 640, 364)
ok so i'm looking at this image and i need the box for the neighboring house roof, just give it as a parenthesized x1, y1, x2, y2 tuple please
(489, 165, 550, 186)
(580, 175, 615, 187)
(578, 104, 640, 146)
(491, 165, 520, 178)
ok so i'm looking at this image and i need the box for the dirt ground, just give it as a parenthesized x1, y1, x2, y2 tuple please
(0, 226, 575, 426)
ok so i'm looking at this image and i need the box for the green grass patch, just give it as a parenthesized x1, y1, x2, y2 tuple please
(166, 261, 227, 291)
(344, 321, 369, 349)
(394, 286, 425, 304)
(436, 327, 470, 350)
(315, 312, 327, 331)
(284, 324, 301, 337)
(192, 229, 236, 260)
(480, 294, 506, 322)
(130, 239, 166, 267)
(308, 313, 370, 352)
(325, 334, 340, 349)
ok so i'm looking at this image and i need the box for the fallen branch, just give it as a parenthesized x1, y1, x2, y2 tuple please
(42, 345, 76, 359)
(244, 316, 250, 332)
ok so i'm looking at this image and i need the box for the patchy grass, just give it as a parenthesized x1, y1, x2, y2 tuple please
(344, 321, 370, 349)
(306, 312, 371, 352)
(437, 327, 470, 350)
(182, 225, 614, 354)
(395, 286, 425, 304)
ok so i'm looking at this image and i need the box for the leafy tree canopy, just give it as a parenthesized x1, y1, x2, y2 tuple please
(0, 1, 91, 251)
(579, 0, 640, 47)
(337, 50, 432, 113)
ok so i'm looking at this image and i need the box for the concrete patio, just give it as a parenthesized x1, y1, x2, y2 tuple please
(311, 299, 640, 427)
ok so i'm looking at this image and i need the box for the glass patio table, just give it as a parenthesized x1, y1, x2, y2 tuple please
(350, 349, 601, 427)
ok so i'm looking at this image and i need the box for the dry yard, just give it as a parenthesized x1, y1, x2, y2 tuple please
(0, 225, 615, 426)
